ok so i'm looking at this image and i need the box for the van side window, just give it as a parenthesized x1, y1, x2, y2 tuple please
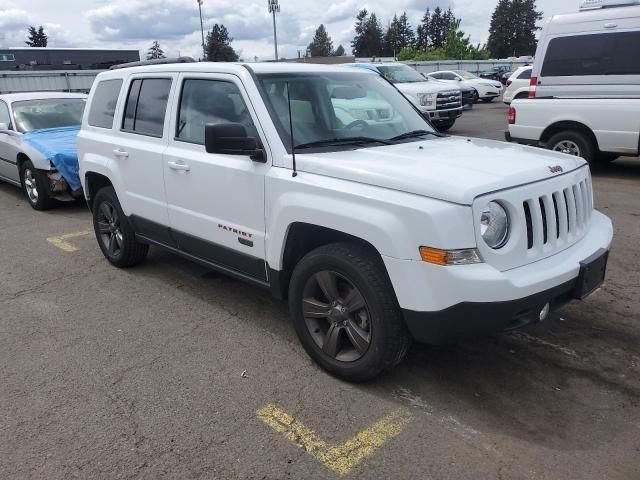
(122, 78, 172, 137)
(0, 101, 10, 127)
(88, 79, 123, 129)
(542, 32, 640, 77)
(176, 79, 254, 145)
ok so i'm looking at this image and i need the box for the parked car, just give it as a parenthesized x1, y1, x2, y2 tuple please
(480, 66, 511, 83)
(346, 63, 463, 131)
(460, 86, 477, 109)
(428, 70, 503, 102)
(78, 60, 613, 381)
(506, 0, 640, 163)
(0, 92, 87, 209)
(503, 66, 532, 104)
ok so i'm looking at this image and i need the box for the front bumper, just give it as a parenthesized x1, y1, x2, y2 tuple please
(382, 210, 613, 343)
(425, 108, 463, 121)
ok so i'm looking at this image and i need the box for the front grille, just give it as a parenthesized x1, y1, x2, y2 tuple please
(522, 178, 592, 250)
(436, 90, 462, 110)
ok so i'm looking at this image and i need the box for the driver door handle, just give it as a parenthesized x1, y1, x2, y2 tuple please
(113, 148, 129, 159)
(168, 160, 190, 172)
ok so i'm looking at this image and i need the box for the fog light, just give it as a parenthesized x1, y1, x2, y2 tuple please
(539, 303, 550, 322)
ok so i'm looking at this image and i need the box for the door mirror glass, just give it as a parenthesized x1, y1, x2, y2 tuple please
(205, 123, 265, 162)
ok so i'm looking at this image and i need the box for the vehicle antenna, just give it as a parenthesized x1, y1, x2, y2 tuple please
(286, 81, 297, 177)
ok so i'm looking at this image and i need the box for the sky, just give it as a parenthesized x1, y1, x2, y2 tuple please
(0, 0, 584, 61)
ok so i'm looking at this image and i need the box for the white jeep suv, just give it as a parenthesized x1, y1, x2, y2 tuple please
(78, 60, 613, 381)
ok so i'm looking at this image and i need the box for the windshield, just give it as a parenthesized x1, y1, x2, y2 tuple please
(376, 65, 426, 84)
(454, 70, 478, 80)
(256, 71, 436, 151)
(13, 98, 86, 133)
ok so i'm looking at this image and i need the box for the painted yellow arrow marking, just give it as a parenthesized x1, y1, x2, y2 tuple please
(47, 230, 90, 252)
(257, 403, 412, 475)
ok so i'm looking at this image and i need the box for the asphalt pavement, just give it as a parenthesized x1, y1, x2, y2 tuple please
(1, 101, 639, 479)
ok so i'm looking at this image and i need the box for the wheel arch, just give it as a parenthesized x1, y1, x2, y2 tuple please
(540, 121, 599, 151)
(84, 172, 113, 211)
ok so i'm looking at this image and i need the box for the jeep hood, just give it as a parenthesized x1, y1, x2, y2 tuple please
(295, 136, 586, 205)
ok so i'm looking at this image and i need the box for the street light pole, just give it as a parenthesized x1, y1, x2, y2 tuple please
(268, 0, 280, 61)
(197, 0, 206, 60)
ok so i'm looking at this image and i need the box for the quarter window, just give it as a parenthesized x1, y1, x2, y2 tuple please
(122, 78, 172, 137)
(517, 69, 532, 80)
(88, 79, 122, 129)
(176, 79, 254, 144)
(542, 32, 640, 77)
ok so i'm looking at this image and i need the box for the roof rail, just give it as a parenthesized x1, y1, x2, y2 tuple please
(109, 56, 196, 70)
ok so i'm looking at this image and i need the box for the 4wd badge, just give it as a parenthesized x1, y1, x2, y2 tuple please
(548, 165, 563, 174)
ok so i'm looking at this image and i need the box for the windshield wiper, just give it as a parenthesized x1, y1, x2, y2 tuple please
(389, 130, 444, 141)
(294, 136, 392, 149)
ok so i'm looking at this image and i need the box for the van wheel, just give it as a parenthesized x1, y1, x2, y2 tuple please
(92, 186, 148, 268)
(288, 242, 411, 382)
(20, 160, 54, 210)
(547, 130, 596, 163)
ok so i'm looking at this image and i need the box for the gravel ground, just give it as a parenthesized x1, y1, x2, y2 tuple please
(1, 101, 638, 479)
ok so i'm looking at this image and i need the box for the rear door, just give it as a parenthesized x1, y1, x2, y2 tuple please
(110, 74, 177, 245)
(162, 73, 270, 282)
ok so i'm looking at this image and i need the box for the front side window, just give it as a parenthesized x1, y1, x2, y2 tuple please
(257, 71, 436, 151)
(542, 32, 640, 77)
(122, 78, 171, 137)
(376, 65, 426, 84)
(12, 98, 86, 132)
(176, 79, 254, 144)
(0, 101, 10, 126)
(88, 79, 122, 128)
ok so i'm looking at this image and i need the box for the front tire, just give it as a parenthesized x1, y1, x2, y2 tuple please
(481, 97, 495, 103)
(288, 242, 411, 382)
(547, 130, 596, 163)
(435, 120, 456, 132)
(20, 160, 54, 210)
(92, 186, 148, 268)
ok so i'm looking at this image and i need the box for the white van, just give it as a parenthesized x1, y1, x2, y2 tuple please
(530, 0, 640, 99)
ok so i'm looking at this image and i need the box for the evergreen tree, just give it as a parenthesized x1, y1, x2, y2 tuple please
(487, 0, 542, 58)
(429, 7, 446, 49)
(204, 24, 239, 62)
(333, 44, 346, 56)
(365, 13, 384, 57)
(383, 12, 415, 57)
(25, 25, 48, 47)
(351, 9, 370, 57)
(416, 8, 430, 50)
(307, 24, 334, 57)
(146, 41, 166, 60)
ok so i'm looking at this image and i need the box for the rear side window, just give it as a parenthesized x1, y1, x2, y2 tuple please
(122, 78, 172, 137)
(88, 79, 122, 128)
(542, 32, 640, 77)
(517, 69, 532, 80)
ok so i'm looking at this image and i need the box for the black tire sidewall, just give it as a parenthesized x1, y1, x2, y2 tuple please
(547, 130, 595, 163)
(288, 244, 406, 381)
(20, 160, 52, 210)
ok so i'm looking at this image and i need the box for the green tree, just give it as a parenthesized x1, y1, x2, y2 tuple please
(351, 9, 384, 57)
(429, 7, 446, 49)
(416, 8, 430, 50)
(204, 24, 239, 62)
(307, 24, 333, 57)
(488, 0, 542, 58)
(333, 44, 346, 56)
(146, 41, 166, 60)
(383, 12, 415, 57)
(25, 25, 48, 47)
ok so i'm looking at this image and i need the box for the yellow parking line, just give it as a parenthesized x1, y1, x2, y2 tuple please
(46, 230, 90, 252)
(257, 404, 412, 475)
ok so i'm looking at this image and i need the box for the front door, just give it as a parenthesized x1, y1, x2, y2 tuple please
(0, 100, 19, 183)
(163, 73, 270, 281)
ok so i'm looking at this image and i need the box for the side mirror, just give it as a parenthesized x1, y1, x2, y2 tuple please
(204, 123, 265, 163)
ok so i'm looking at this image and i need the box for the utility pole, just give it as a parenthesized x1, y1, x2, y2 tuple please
(197, 0, 206, 60)
(268, 0, 280, 61)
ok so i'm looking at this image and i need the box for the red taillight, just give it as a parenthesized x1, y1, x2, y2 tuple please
(506, 79, 512, 86)
(508, 106, 516, 124)
(528, 76, 538, 98)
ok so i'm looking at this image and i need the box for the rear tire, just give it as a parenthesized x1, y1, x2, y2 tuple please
(20, 160, 54, 210)
(288, 242, 411, 382)
(546, 130, 596, 163)
(92, 186, 148, 268)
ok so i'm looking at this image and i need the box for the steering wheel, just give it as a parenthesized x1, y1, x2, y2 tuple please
(345, 120, 368, 130)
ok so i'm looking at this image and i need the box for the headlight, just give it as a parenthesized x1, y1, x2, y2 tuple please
(417, 93, 435, 106)
(480, 201, 509, 249)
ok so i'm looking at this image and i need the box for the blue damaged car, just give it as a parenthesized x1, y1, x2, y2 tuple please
(0, 92, 87, 210)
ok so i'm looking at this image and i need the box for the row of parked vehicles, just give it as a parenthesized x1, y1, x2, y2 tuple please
(0, 0, 625, 381)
